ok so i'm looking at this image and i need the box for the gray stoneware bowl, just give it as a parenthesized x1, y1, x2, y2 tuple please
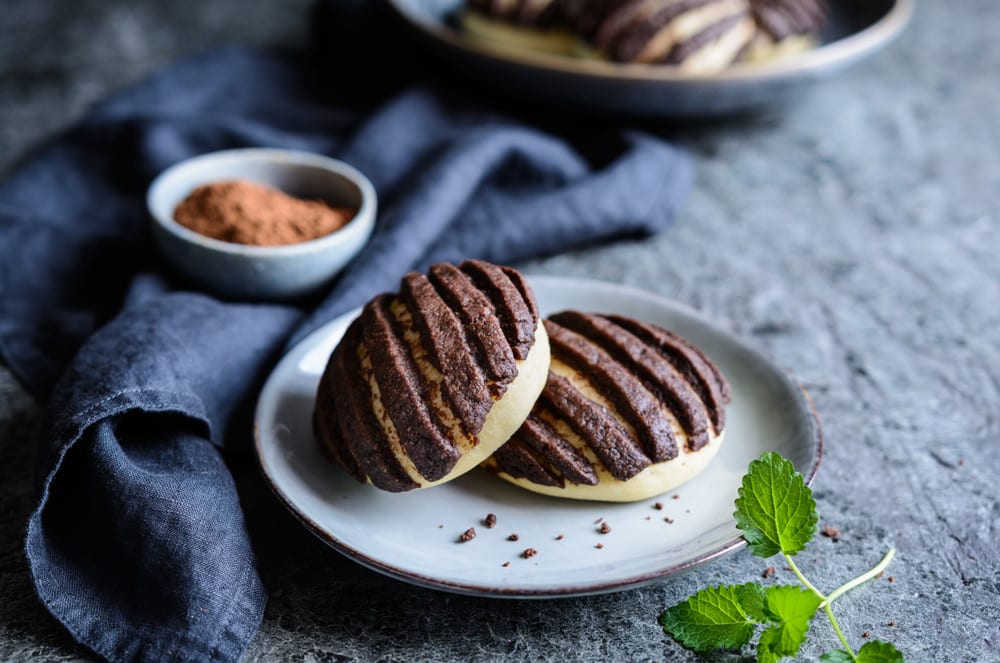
(388, 0, 913, 117)
(147, 148, 376, 301)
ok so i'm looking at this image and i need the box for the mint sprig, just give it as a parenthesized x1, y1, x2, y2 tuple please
(660, 452, 901, 662)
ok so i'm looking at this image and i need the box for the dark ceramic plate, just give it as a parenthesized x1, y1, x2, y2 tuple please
(387, 0, 913, 117)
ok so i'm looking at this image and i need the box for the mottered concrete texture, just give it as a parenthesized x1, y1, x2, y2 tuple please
(2, 1, 998, 661)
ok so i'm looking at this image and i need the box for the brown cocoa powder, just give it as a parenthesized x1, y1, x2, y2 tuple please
(174, 179, 354, 246)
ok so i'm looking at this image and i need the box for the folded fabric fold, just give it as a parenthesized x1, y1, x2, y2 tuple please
(0, 30, 693, 663)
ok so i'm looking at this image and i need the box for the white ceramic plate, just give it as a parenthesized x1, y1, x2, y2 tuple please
(254, 276, 822, 597)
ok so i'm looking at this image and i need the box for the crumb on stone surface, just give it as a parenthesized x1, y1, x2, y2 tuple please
(888, 620, 896, 627)
(484, 513, 497, 528)
(763, 566, 776, 579)
(863, 631, 871, 639)
(459, 528, 476, 542)
(522, 548, 537, 559)
(889, 575, 895, 583)
(821, 525, 841, 540)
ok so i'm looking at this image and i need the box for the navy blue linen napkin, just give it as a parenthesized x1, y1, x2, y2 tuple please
(0, 15, 693, 663)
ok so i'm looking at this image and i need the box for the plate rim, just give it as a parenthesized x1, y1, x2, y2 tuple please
(387, 0, 913, 85)
(254, 275, 824, 598)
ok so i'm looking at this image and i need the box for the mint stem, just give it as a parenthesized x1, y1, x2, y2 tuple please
(823, 602, 859, 661)
(822, 547, 896, 607)
(782, 553, 826, 600)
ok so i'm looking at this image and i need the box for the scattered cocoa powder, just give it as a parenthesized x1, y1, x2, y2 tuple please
(174, 179, 354, 246)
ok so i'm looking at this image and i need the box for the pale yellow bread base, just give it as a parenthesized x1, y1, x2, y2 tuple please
(493, 429, 726, 502)
(460, 10, 578, 56)
(416, 319, 550, 488)
(741, 34, 818, 64)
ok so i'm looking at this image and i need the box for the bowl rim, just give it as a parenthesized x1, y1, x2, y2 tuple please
(146, 147, 377, 257)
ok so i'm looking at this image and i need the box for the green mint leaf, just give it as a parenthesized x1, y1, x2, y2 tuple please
(856, 640, 905, 662)
(820, 641, 906, 663)
(659, 583, 766, 653)
(734, 451, 818, 557)
(734, 582, 768, 623)
(756, 585, 821, 662)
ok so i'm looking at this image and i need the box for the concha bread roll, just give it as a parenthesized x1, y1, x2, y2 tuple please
(482, 311, 731, 502)
(313, 260, 550, 492)
(742, 0, 827, 62)
(461, 0, 578, 56)
(566, 0, 757, 73)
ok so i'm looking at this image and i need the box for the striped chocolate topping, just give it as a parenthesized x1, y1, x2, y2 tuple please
(314, 260, 539, 492)
(748, 0, 826, 41)
(486, 311, 730, 488)
(468, 0, 564, 27)
(580, 0, 754, 65)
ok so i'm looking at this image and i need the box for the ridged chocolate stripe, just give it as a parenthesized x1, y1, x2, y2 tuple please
(602, 0, 717, 62)
(335, 317, 418, 491)
(469, 0, 563, 26)
(546, 319, 678, 462)
(665, 11, 747, 64)
(363, 295, 461, 481)
(750, 0, 826, 39)
(550, 311, 711, 452)
(313, 325, 364, 482)
(428, 263, 517, 397)
(513, 414, 599, 485)
(542, 371, 651, 480)
(608, 315, 730, 433)
(461, 260, 538, 360)
(490, 440, 563, 487)
(401, 272, 492, 436)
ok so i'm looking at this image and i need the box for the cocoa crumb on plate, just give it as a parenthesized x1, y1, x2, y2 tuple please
(484, 513, 497, 528)
(522, 548, 537, 559)
(459, 528, 476, 542)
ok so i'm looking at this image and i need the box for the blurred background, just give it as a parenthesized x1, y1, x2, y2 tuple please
(2, 1, 999, 661)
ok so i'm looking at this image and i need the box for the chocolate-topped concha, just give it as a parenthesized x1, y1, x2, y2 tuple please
(313, 260, 550, 492)
(462, 0, 579, 56)
(481, 311, 731, 502)
(569, 0, 757, 73)
(742, 0, 827, 62)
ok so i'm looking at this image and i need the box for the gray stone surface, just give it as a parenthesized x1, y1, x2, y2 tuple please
(2, 1, 999, 661)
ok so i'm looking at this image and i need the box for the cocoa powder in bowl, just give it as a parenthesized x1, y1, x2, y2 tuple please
(173, 179, 355, 246)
